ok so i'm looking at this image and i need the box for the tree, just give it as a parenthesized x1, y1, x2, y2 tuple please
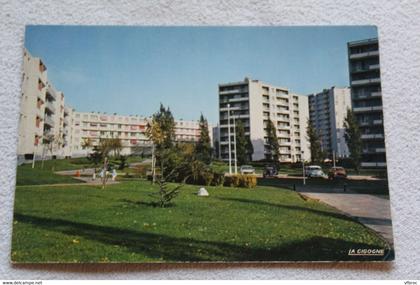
(265, 119, 280, 164)
(146, 104, 176, 180)
(235, 120, 248, 165)
(41, 132, 63, 170)
(195, 113, 212, 164)
(307, 119, 323, 164)
(344, 108, 363, 173)
(246, 136, 254, 162)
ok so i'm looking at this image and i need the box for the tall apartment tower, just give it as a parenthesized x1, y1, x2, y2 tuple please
(18, 49, 67, 160)
(308, 87, 351, 158)
(347, 38, 386, 168)
(218, 78, 310, 163)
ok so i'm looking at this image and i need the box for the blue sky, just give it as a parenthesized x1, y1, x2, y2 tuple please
(25, 26, 377, 124)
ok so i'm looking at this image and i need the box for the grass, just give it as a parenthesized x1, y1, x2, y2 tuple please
(12, 179, 392, 262)
(16, 163, 83, 186)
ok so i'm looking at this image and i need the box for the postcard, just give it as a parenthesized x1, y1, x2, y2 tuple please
(12, 26, 393, 262)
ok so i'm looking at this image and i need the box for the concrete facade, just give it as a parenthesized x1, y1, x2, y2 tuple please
(70, 112, 209, 157)
(218, 78, 310, 163)
(18, 49, 67, 161)
(308, 87, 351, 158)
(347, 38, 386, 168)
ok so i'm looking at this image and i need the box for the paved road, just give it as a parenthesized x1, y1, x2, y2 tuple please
(296, 185, 394, 246)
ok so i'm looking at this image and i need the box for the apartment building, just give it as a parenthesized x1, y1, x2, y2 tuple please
(308, 87, 351, 158)
(18, 49, 67, 161)
(70, 112, 210, 157)
(218, 78, 310, 163)
(347, 38, 386, 168)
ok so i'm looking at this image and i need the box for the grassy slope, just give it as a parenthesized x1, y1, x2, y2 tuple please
(12, 180, 391, 263)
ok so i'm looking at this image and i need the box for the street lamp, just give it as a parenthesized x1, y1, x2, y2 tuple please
(227, 104, 232, 175)
(232, 111, 238, 174)
(302, 151, 306, 185)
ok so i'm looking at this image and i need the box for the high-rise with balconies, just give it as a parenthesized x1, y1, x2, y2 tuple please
(347, 38, 386, 168)
(18, 49, 67, 161)
(218, 78, 310, 163)
(308, 87, 351, 158)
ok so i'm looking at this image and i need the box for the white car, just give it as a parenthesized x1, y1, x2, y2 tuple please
(305, 165, 326, 178)
(240, 165, 255, 175)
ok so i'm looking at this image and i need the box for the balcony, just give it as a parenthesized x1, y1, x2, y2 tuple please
(363, 148, 386, 154)
(351, 78, 381, 86)
(361, 162, 387, 168)
(220, 106, 241, 112)
(353, 106, 383, 113)
(351, 64, 380, 73)
(277, 125, 290, 130)
(361, 133, 384, 140)
(44, 101, 56, 114)
(349, 50, 379, 59)
(229, 97, 249, 103)
(44, 115, 54, 127)
(279, 140, 292, 146)
(354, 91, 382, 100)
(45, 90, 56, 101)
(277, 108, 289, 115)
(219, 89, 247, 95)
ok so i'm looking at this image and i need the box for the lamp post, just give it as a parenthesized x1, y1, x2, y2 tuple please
(232, 111, 238, 174)
(227, 104, 232, 175)
(302, 151, 306, 185)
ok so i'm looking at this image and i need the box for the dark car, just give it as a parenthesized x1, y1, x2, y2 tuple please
(328, 167, 347, 180)
(263, 165, 278, 178)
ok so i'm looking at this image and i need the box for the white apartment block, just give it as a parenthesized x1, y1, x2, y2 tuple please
(70, 112, 151, 157)
(308, 87, 351, 158)
(18, 49, 68, 161)
(218, 78, 310, 163)
(70, 112, 211, 157)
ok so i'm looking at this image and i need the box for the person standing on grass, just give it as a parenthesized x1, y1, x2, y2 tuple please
(112, 169, 117, 181)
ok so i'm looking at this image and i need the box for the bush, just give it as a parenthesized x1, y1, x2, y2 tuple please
(133, 164, 150, 178)
(224, 174, 257, 188)
(211, 172, 225, 186)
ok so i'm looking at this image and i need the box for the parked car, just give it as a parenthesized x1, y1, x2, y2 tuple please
(263, 165, 278, 178)
(240, 165, 255, 175)
(305, 165, 326, 178)
(328, 167, 347, 179)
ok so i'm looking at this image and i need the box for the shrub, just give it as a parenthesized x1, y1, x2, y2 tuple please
(224, 174, 257, 188)
(211, 172, 225, 186)
(134, 164, 150, 178)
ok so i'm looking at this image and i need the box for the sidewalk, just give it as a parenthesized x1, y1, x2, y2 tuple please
(297, 185, 394, 246)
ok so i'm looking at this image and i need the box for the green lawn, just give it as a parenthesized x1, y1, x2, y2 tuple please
(16, 163, 83, 186)
(12, 179, 391, 262)
(29, 157, 93, 171)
